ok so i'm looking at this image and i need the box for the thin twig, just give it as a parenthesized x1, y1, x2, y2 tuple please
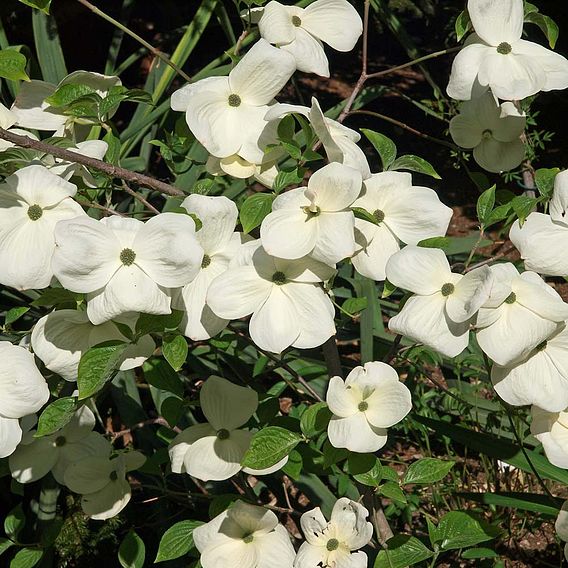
(121, 181, 160, 214)
(347, 110, 458, 150)
(0, 128, 184, 196)
(111, 417, 176, 439)
(233, 30, 249, 57)
(75, 199, 125, 216)
(75, 0, 192, 83)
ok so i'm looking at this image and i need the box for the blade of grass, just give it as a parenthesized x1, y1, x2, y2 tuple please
(104, 0, 135, 75)
(459, 492, 562, 517)
(32, 10, 67, 83)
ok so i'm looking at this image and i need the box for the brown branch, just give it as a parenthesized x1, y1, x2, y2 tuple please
(0, 128, 184, 197)
(111, 417, 178, 439)
(75, 199, 125, 216)
(121, 181, 161, 214)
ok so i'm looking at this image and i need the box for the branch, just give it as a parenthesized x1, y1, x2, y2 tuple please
(0, 128, 184, 197)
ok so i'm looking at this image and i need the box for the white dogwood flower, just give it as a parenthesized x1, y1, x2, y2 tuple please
(387, 246, 493, 357)
(327, 362, 412, 453)
(295, 498, 373, 568)
(64, 451, 145, 520)
(0, 342, 50, 459)
(0, 164, 85, 290)
(172, 195, 246, 341)
(261, 162, 361, 265)
(491, 324, 568, 413)
(476, 263, 568, 366)
(194, 501, 296, 568)
(531, 406, 568, 469)
(449, 92, 526, 173)
(171, 39, 295, 163)
(351, 172, 452, 281)
(0, 102, 16, 129)
(447, 0, 568, 101)
(265, 97, 371, 179)
(258, 0, 363, 77)
(169, 376, 287, 481)
(11, 71, 121, 136)
(31, 310, 156, 382)
(9, 405, 111, 484)
(510, 171, 568, 276)
(52, 213, 203, 325)
(555, 501, 568, 562)
(207, 241, 336, 353)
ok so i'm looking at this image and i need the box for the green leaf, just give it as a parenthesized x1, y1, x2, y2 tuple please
(281, 449, 302, 479)
(535, 168, 559, 199)
(281, 141, 302, 160)
(323, 441, 349, 469)
(10, 548, 43, 568)
(455, 10, 471, 42)
(432, 511, 500, 551)
(277, 114, 296, 142)
(461, 547, 498, 559)
(239, 193, 275, 233)
(273, 167, 305, 193)
(476, 185, 496, 225)
(119, 530, 145, 568)
(511, 195, 539, 225)
(77, 341, 127, 400)
(17, 0, 51, 13)
(35, 397, 77, 437)
(353, 458, 383, 487)
(389, 155, 441, 179)
(403, 458, 455, 485)
(362, 129, 397, 170)
(300, 402, 331, 438)
(382, 280, 396, 299)
(4, 307, 30, 326)
(4, 505, 25, 539)
(0, 49, 29, 81)
(155, 520, 203, 563)
(0, 538, 14, 556)
(162, 334, 188, 371)
(31, 288, 82, 307)
(352, 207, 380, 226)
(242, 426, 302, 470)
(342, 297, 368, 316)
(135, 310, 183, 338)
(374, 535, 434, 568)
(32, 10, 67, 84)
(525, 12, 559, 49)
(417, 237, 451, 249)
(346, 453, 376, 475)
(142, 358, 184, 398)
(45, 83, 96, 107)
(459, 491, 561, 516)
(484, 203, 513, 229)
(380, 481, 407, 503)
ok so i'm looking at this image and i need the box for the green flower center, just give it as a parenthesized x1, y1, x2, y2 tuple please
(441, 283, 455, 297)
(536, 340, 548, 352)
(326, 538, 339, 551)
(228, 94, 242, 107)
(120, 248, 136, 266)
(358, 401, 369, 412)
(303, 205, 321, 218)
(55, 436, 66, 447)
(292, 15, 302, 27)
(243, 534, 254, 544)
(27, 204, 43, 221)
(109, 470, 118, 481)
(373, 209, 385, 224)
(497, 42, 512, 55)
(217, 428, 230, 440)
(272, 271, 287, 286)
(505, 292, 516, 304)
(201, 254, 211, 269)
(482, 129, 493, 140)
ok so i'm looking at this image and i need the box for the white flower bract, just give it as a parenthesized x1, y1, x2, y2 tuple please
(52, 213, 204, 325)
(258, 0, 363, 77)
(295, 498, 373, 568)
(386, 246, 493, 357)
(261, 162, 362, 266)
(168, 376, 287, 481)
(207, 241, 336, 354)
(326, 362, 412, 453)
(193, 501, 296, 568)
(447, 0, 568, 101)
(531, 406, 568, 469)
(0, 164, 85, 291)
(351, 171, 452, 281)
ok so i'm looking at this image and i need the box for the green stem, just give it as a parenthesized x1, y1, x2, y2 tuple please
(75, 0, 192, 83)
